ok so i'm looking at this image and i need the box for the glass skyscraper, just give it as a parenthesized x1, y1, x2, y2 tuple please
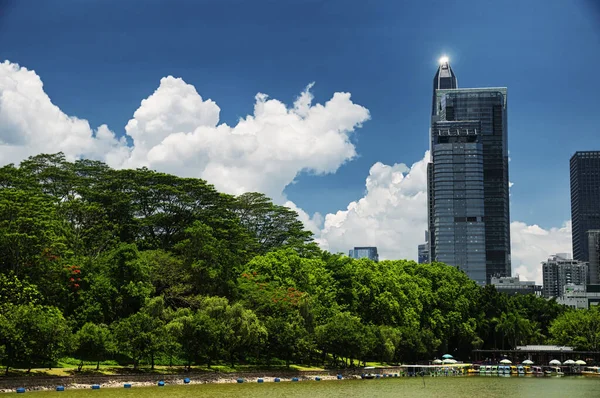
(570, 151, 600, 263)
(427, 59, 511, 284)
(348, 247, 379, 262)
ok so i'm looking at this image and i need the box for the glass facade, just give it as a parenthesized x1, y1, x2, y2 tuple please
(348, 247, 379, 262)
(431, 121, 487, 283)
(588, 230, 600, 284)
(427, 62, 511, 284)
(570, 151, 600, 263)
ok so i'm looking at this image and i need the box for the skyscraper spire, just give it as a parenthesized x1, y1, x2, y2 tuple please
(431, 57, 458, 115)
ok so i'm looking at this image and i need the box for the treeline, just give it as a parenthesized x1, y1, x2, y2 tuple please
(0, 153, 597, 374)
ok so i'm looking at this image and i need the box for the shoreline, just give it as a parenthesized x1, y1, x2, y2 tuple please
(0, 370, 372, 393)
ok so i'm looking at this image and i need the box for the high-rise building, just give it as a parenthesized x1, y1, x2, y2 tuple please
(418, 231, 429, 264)
(589, 230, 600, 284)
(542, 254, 588, 298)
(570, 151, 600, 262)
(348, 247, 379, 262)
(427, 57, 511, 284)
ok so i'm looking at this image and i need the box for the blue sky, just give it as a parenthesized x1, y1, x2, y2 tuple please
(0, 0, 599, 267)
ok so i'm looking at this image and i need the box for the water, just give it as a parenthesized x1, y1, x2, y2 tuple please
(20, 377, 600, 397)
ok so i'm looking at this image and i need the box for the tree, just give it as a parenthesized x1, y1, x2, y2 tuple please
(233, 192, 313, 254)
(550, 306, 600, 351)
(0, 304, 71, 373)
(73, 323, 115, 371)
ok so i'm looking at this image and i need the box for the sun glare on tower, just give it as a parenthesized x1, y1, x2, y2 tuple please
(439, 56, 449, 65)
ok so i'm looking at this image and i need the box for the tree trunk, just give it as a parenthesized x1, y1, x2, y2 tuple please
(5, 366, 9, 376)
(151, 353, 155, 370)
(96, 361, 100, 371)
(78, 361, 84, 372)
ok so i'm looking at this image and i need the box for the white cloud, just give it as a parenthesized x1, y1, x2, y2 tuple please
(0, 61, 129, 166)
(0, 60, 369, 203)
(0, 59, 571, 285)
(121, 78, 370, 201)
(510, 221, 572, 284)
(317, 153, 428, 261)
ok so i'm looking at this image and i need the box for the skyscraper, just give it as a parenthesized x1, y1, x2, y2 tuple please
(348, 247, 379, 262)
(570, 151, 600, 263)
(588, 230, 600, 285)
(418, 231, 429, 264)
(427, 57, 511, 284)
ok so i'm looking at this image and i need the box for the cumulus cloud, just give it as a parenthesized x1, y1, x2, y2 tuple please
(0, 61, 369, 203)
(0, 59, 571, 285)
(0, 61, 129, 165)
(121, 78, 370, 200)
(510, 221, 572, 284)
(318, 153, 428, 260)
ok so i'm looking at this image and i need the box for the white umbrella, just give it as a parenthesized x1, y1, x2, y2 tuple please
(433, 359, 443, 364)
(442, 359, 457, 364)
(575, 360, 586, 365)
(522, 360, 534, 365)
(563, 359, 575, 365)
(500, 359, 512, 364)
(549, 359, 561, 366)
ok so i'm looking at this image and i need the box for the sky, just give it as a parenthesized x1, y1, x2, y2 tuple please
(1, 0, 599, 283)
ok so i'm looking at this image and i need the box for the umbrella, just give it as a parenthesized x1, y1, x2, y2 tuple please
(433, 359, 443, 364)
(500, 359, 512, 364)
(442, 359, 457, 364)
(575, 360, 586, 365)
(522, 360, 534, 365)
(442, 354, 453, 359)
(549, 359, 561, 366)
(563, 359, 575, 365)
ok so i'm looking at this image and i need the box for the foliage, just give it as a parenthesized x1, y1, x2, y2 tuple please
(0, 152, 579, 372)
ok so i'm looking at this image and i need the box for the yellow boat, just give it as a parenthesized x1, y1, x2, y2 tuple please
(582, 366, 600, 376)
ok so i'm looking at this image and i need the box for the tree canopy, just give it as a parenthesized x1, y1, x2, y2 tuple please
(0, 152, 580, 373)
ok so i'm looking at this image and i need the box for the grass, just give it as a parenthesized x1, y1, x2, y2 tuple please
(1, 363, 330, 378)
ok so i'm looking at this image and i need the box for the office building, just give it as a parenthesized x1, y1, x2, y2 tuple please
(570, 151, 600, 262)
(490, 275, 541, 296)
(348, 247, 379, 262)
(418, 231, 429, 264)
(589, 230, 600, 284)
(427, 57, 511, 284)
(557, 284, 600, 309)
(541, 254, 588, 298)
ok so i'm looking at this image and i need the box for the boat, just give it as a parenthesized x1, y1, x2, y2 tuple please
(532, 366, 543, 375)
(524, 366, 532, 375)
(510, 365, 518, 374)
(517, 365, 525, 375)
(361, 366, 376, 379)
(545, 366, 564, 376)
(582, 366, 600, 376)
(491, 365, 498, 374)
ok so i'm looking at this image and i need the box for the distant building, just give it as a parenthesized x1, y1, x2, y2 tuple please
(348, 247, 379, 262)
(490, 275, 541, 296)
(556, 284, 600, 309)
(418, 231, 429, 264)
(588, 230, 600, 284)
(570, 151, 600, 263)
(542, 254, 588, 298)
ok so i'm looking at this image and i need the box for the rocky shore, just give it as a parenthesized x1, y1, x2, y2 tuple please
(0, 370, 370, 393)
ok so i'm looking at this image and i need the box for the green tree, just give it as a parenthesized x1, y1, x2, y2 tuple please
(550, 306, 600, 350)
(73, 323, 115, 371)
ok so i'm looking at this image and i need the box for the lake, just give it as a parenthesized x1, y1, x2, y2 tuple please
(17, 376, 600, 397)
